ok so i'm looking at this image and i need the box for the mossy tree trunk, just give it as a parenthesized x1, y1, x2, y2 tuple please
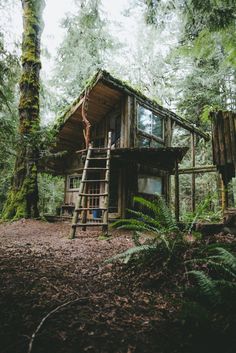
(2, 0, 45, 220)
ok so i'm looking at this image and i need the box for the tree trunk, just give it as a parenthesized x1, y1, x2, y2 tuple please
(2, 0, 45, 220)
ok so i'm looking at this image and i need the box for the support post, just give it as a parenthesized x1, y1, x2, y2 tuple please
(221, 178, 228, 212)
(175, 160, 180, 222)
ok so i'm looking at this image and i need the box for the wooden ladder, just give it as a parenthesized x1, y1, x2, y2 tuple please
(69, 131, 112, 239)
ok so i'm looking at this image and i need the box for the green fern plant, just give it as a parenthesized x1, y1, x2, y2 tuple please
(107, 196, 181, 263)
(105, 244, 157, 264)
(112, 195, 179, 236)
(186, 247, 236, 304)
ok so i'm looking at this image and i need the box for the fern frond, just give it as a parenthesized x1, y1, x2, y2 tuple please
(187, 270, 216, 297)
(155, 196, 178, 231)
(208, 247, 236, 271)
(214, 280, 236, 290)
(111, 218, 158, 233)
(105, 244, 157, 264)
(133, 196, 160, 216)
(127, 208, 161, 228)
(207, 260, 236, 279)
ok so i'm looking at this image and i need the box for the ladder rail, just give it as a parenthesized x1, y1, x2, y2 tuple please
(69, 131, 112, 238)
(69, 144, 92, 239)
(102, 131, 112, 231)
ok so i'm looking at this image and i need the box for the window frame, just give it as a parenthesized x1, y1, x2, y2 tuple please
(67, 175, 81, 191)
(138, 174, 163, 195)
(136, 102, 165, 146)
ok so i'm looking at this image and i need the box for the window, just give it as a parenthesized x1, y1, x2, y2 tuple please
(138, 176, 162, 195)
(138, 105, 163, 139)
(68, 175, 81, 190)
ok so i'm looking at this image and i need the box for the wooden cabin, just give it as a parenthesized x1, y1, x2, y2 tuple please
(48, 70, 210, 223)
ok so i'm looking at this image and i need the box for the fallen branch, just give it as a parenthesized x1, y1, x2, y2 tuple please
(27, 297, 89, 353)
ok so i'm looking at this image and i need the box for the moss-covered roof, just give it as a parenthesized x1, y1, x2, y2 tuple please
(55, 69, 209, 140)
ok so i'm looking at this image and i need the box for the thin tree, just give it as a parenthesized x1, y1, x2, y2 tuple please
(2, 0, 45, 220)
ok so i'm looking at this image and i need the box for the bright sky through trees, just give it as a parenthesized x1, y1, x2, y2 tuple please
(7, 0, 132, 76)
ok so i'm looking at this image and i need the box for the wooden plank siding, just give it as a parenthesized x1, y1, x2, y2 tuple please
(211, 111, 236, 184)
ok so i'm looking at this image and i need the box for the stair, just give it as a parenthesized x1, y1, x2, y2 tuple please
(69, 132, 112, 238)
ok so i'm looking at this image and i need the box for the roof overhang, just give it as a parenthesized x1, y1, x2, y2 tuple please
(111, 147, 188, 172)
(54, 70, 210, 152)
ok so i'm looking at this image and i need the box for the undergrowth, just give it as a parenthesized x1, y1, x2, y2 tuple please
(106, 195, 236, 353)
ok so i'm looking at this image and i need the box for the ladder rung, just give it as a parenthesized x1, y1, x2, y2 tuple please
(91, 147, 109, 151)
(80, 193, 108, 196)
(75, 207, 107, 211)
(81, 179, 108, 183)
(72, 223, 108, 227)
(87, 157, 109, 160)
(85, 167, 109, 170)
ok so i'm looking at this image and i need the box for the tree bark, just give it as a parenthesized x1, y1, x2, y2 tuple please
(2, 0, 45, 220)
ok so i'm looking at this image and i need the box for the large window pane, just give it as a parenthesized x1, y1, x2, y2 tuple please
(152, 113, 163, 138)
(138, 106, 152, 134)
(138, 105, 163, 140)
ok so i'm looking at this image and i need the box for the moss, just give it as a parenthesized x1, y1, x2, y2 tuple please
(1, 163, 38, 221)
(54, 69, 163, 133)
(1, 0, 44, 221)
(21, 0, 44, 65)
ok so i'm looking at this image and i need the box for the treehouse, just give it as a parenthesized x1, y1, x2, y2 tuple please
(48, 70, 211, 235)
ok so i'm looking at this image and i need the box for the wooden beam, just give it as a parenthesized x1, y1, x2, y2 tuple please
(178, 165, 217, 174)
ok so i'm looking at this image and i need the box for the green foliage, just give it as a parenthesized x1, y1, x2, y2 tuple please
(113, 195, 179, 235)
(0, 30, 20, 214)
(108, 196, 181, 263)
(38, 174, 64, 215)
(105, 244, 157, 264)
(184, 192, 221, 233)
(51, 0, 119, 111)
(186, 246, 236, 305)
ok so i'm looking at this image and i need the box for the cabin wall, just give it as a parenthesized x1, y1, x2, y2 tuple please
(119, 95, 170, 210)
(91, 102, 122, 147)
(60, 92, 191, 219)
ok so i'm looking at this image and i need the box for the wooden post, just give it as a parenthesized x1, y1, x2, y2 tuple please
(166, 117, 172, 206)
(175, 160, 180, 222)
(221, 177, 229, 212)
(102, 131, 112, 234)
(221, 179, 227, 212)
(191, 133, 196, 212)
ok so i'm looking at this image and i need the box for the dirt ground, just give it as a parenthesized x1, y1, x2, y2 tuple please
(0, 220, 180, 353)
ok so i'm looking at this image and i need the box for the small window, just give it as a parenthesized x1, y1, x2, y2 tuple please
(138, 176, 162, 195)
(138, 105, 163, 139)
(68, 176, 81, 190)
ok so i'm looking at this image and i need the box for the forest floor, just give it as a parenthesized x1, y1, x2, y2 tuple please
(0, 220, 235, 353)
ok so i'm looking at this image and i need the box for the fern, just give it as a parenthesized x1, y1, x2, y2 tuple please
(186, 246, 236, 306)
(109, 196, 180, 264)
(112, 196, 179, 236)
(208, 247, 236, 272)
(126, 208, 161, 229)
(112, 218, 158, 233)
(105, 244, 157, 264)
(187, 270, 217, 298)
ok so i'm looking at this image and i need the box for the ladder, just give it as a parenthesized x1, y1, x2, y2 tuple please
(69, 131, 112, 239)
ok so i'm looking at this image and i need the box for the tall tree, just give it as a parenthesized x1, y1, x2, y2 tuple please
(140, 0, 236, 121)
(2, 0, 45, 220)
(51, 0, 117, 111)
